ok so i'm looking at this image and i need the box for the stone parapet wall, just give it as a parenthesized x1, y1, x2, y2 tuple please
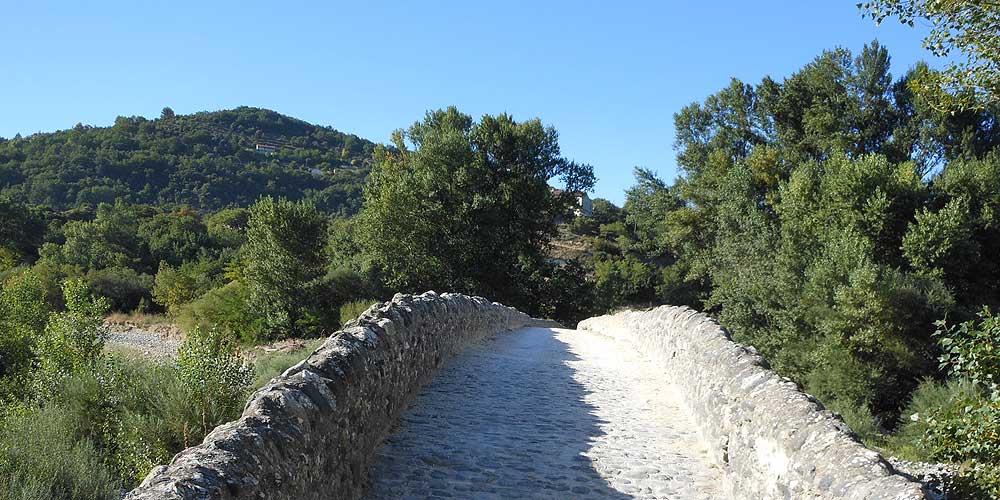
(578, 306, 930, 500)
(126, 292, 533, 500)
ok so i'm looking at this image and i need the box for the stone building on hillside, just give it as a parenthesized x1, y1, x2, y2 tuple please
(255, 143, 279, 155)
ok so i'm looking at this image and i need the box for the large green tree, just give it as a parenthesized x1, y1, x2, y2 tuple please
(358, 107, 594, 312)
(0, 198, 45, 264)
(608, 41, 1000, 430)
(243, 197, 327, 338)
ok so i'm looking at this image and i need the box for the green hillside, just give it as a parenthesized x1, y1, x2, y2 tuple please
(0, 107, 377, 214)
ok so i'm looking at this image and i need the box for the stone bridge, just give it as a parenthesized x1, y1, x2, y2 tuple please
(126, 292, 931, 500)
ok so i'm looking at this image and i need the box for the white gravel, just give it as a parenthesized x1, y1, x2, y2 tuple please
(104, 328, 181, 361)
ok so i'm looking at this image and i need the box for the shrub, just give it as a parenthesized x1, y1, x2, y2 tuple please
(152, 263, 197, 314)
(0, 404, 120, 500)
(532, 261, 599, 326)
(921, 392, 1000, 498)
(827, 399, 884, 446)
(85, 266, 153, 312)
(175, 328, 252, 439)
(176, 282, 263, 344)
(0, 248, 17, 275)
(889, 378, 980, 460)
(0, 275, 317, 498)
(322, 267, 369, 308)
(0, 270, 51, 395)
(34, 280, 108, 396)
(910, 309, 1000, 497)
(936, 306, 1000, 390)
(339, 299, 378, 325)
(568, 216, 599, 236)
(152, 257, 228, 315)
(251, 338, 326, 388)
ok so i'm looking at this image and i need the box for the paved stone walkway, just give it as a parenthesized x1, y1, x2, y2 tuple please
(367, 327, 725, 499)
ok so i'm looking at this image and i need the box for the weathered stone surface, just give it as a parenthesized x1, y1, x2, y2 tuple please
(579, 306, 931, 500)
(368, 326, 724, 499)
(125, 292, 536, 500)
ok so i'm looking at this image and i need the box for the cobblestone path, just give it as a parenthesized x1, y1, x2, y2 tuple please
(367, 327, 725, 499)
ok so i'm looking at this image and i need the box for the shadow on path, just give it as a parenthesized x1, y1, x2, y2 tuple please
(366, 327, 636, 499)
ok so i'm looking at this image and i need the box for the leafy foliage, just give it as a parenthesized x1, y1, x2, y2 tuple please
(175, 328, 252, 440)
(935, 307, 1000, 389)
(0, 107, 374, 214)
(357, 107, 594, 316)
(33, 280, 109, 397)
(633, 41, 1000, 428)
(176, 282, 263, 343)
(0, 403, 119, 500)
(243, 197, 329, 338)
(0, 197, 45, 263)
(0, 339, 314, 499)
(0, 271, 51, 401)
(860, 0, 1000, 108)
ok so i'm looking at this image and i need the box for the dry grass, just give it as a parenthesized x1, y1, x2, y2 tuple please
(105, 312, 173, 326)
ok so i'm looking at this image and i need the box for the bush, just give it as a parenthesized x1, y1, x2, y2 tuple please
(152, 259, 225, 314)
(905, 309, 1000, 497)
(0, 339, 305, 499)
(322, 267, 370, 308)
(176, 282, 263, 344)
(152, 263, 198, 314)
(175, 328, 252, 439)
(532, 260, 599, 326)
(567, 216, 599, 236)
(0, 248, 17, 275)
(85, 266, 152, 313)
(888, 378, 980, 460)
(251, 338, 326, 388)
(936, 306, 1000, 390)
(45, 359, 171, 486)
(0, 270, 51, 395)
(0, 270, 319, 499)
(0, 404, 120, 500)
(921, 392, 1000, 498)
(339, 299, 378, 325)
(34, 280, 108, 396)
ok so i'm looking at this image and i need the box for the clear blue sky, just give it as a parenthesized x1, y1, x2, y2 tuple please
(1, 1, 938, 205)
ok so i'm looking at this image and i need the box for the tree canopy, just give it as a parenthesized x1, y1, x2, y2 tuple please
(0, 107, 375, 215)
(861, 0, 1000, 108)
(357, 107, 594, 313)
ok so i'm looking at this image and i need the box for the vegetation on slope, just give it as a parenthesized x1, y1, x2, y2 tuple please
(0, 106, 374, 214)
(4, 2, 1000, 492)
(0, 104, 599, 497)
(561, 41, 1000, 496)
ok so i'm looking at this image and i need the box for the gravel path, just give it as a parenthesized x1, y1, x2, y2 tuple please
(367, 327, 724, 499)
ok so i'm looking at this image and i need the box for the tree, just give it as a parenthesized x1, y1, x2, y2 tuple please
(243, 197, 327, 338)
(0, 198, 45, 262)
(860, 0, 1000, 108)
(138, 208, 212, 267)
(0, 107, 376, 213)
(609, 42, 1000, 431)
(357, 107, 594, 312)
(34, 279, 109, 393)
(0, 270, 50, 394)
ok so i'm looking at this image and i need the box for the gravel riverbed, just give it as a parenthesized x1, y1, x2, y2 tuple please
(104, 325, 182, 361)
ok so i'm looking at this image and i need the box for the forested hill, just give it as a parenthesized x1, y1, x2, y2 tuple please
(0, 107, 377, 214)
